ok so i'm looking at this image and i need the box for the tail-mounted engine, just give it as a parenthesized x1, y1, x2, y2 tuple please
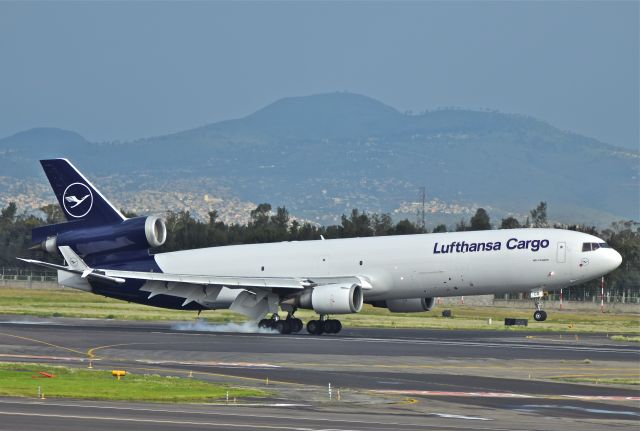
(32, 216, 167, 257)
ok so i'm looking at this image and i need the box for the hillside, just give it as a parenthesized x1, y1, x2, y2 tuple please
(0, 93, 637, 226)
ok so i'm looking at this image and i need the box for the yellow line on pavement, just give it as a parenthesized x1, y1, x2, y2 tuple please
(0, 331, 86, 357)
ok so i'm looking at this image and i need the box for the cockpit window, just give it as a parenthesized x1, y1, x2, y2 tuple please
(583, 242, 609, 252)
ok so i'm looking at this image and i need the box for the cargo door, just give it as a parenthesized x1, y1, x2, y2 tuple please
(556, 242, 566, 263)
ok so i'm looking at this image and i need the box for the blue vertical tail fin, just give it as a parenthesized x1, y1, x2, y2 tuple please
(40, 158, 126, 226)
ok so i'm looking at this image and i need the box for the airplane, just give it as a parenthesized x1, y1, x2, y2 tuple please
(19, 159, 622, 334)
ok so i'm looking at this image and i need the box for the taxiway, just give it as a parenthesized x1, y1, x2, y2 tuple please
(0, 316, 637, 430)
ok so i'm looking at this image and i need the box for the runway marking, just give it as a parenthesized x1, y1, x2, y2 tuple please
(0, 399, 497, 429)
(373, 390, 640, 402)
(562, 395, 640, 401)
(136, 330, 640, 356)
(0, 411, 341, 431)
(87, 342, 184, 358)
(135, 359, 281, 368)
(433, 413, 490, 421)
(374, 390, 536, 398)
(0, 331, 86, 357)
(275, 362, 635, 372)
(0, 353, 90, 362)
(549, 372, 640, 378)
(164, 331, 639, 355)
(326, 336, 639, 355)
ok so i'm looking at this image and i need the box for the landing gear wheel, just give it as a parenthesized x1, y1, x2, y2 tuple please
(533, 310, 547, 322)
(324, 319, 342, 334)
(258, 319, 272, 329)
(306, 320, 324, 335)
(275, 319, 292, 334)
(289, 318, 303, 333)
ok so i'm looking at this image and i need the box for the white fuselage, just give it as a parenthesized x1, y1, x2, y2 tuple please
(153, 228, 622, 304)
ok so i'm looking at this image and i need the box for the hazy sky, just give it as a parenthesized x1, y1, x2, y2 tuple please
(0, 1, 638, 150)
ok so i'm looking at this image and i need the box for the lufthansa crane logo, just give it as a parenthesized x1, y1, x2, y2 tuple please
(62, 182, 93, 218)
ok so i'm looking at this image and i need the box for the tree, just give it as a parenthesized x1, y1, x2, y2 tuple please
(371, 213, 393, 236)
(40, 204, 65, 224)
(432, 224, 447, 233)
(0, 202, 17, 224)
(469, 208, 491, 231)
(208, 210, 219, 225)
(393, 219, 420, 235)
(341, 209, 373, 237)
(530, 201, 548, 228)
(271, 207, 289, 229)
(250, 203, 272, 227)
(500, 216, 521, 229)
(455, 219, 468, 232)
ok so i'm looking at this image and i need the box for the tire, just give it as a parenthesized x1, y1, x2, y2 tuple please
(333, 319, 342, 334)
(324, 320, 336, 334)
(258, 319, 270, 329)
(275, 320, 291, 334)
(533, 310, 547, 322)
(306, 320, 324, 335)
(290, 318, 303, 333)
(324, 319, 342, 334)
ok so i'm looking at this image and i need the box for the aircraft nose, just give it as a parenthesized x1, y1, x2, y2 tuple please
(610, 249, 622, 270)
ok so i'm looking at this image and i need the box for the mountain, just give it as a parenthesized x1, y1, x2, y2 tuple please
(0, 93, 637, 226)
(0, 128, 90, 176)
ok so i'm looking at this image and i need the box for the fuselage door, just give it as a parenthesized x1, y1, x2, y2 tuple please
(556, 242, 566, 263)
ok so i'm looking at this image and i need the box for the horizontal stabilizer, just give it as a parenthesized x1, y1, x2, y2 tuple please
(17, 257, 125, 285)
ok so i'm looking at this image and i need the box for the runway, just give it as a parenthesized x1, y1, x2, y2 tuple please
(0, 316, 638, 430)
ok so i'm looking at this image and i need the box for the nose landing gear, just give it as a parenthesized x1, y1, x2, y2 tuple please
(533, 309, 548, 322)
(533, 298, 548, 322)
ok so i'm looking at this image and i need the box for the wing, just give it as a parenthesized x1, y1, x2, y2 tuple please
(19, 246, 309, 319)
(19, 246, 372, 320)
(20, 246, 312, 290)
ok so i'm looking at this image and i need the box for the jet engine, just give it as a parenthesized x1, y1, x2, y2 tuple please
(370, 297, 435, 312)
(35, 216, 167, 256)
(294, 283, 364, 314)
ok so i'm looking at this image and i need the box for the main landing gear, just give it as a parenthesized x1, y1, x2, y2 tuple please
(533, 298, 548, 322)
(307, 315, 342, 335)
(258, 312, 343, 335)
(258, 313, 303, 334)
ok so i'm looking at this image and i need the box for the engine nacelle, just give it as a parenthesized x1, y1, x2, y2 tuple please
(371, 297, 435, 313)
(295, 283, 364, 314)
(36, 216, 167, 256)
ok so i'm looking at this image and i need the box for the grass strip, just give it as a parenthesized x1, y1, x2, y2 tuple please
(0, 362, 267, 402)
(550, 376, 639, 386)
(610, 335, 640, 342)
